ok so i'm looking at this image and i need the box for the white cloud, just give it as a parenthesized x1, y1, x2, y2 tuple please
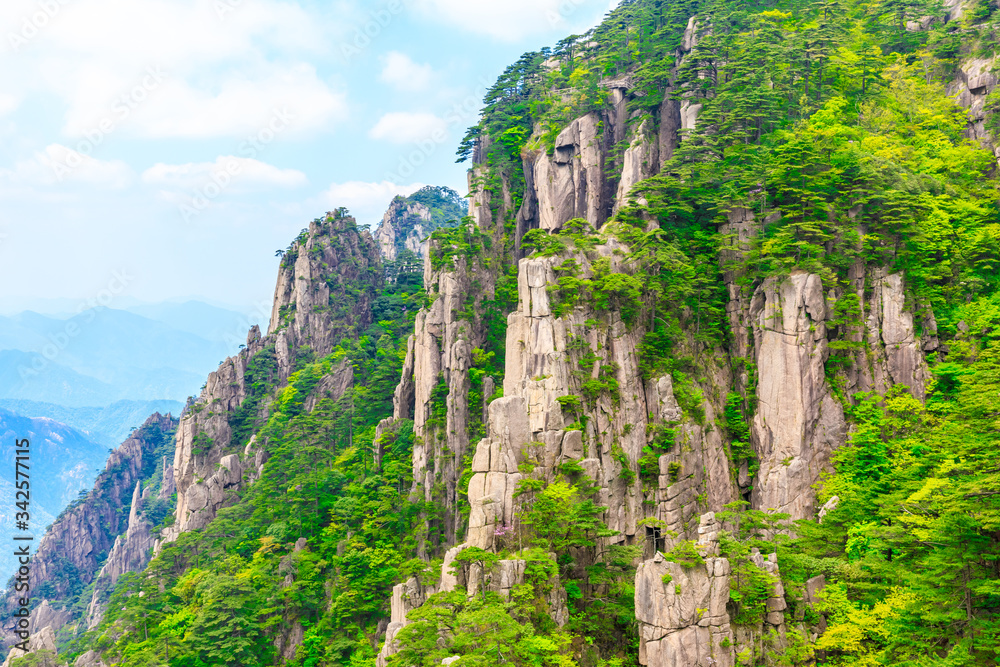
(321, 180, 425, 225)
(0, 144, 133, 189)
(0, 95, 19, 116)
(411, 0, 609, 40)
(0, 0, 344, 140)
(142, 156, 307, 189)
(379, 52, 434, 92)
(369, 112, 447, 144)
(125, 65, 346, 139)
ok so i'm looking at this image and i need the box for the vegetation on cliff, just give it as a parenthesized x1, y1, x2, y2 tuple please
(10, 0, 1000, 664)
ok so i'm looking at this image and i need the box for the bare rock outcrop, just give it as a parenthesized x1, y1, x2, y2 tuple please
(84, 481, 156, 628)
(164, 213, 382, 543)
(635, 514, 734, 667)
(950, 56, 999, 159)
(269, 214, 382, 380)
(0, 414, 177, 640)
(376, 543, 469, 667)
(2, 625, 58, 667)
(614, 119, 659, 213)
(27, 601, 70, 636)
(373, 198, 431, 261)
(373, 186, 465, 262)
(749, 273, 846, 520)
(531, 113, 607, 231)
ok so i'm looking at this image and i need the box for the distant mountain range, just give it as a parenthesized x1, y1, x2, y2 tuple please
(0, 399, 183, 447)
(0, 410, 110, 583)
(0, 302, 256, 407)
(0, 301, 245, 584)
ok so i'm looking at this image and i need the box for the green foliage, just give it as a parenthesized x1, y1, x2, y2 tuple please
(523, 229, 568, 257)
(9, 651, 61, 667)
(72, 273, 425, 667)
(228, 345, 279, 451)
(662, 540, 704, 570)
(62, 0, 1000, 663)
(724, 392, 757, 483)
(787, 327, 1000, 662)
(428, 217, 491, 273)
(517, 480, 609, 555)
(389, 589, 576, 667)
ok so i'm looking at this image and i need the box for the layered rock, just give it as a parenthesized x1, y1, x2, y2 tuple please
(635, 514, 734, 667)
(85, 481, 155, 628)
(376, 543, 469, 667)
(164, 213, 382, 542)
(847, 267, 933, 400)
(269, 214, 382, 380)
(388, 171, 509, 553)
(0, 413, 177, 639)
(373, 186, 465, 262)
(2, 626, 58, 667)
(950, 56, 999, 160)
(749, 273, 846, 520)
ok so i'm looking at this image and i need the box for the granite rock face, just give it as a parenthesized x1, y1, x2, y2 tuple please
(163, 213, 382, 543)
(854, 268, 932, 400)
(635, 514, 734, 667)
(950, 56, 999, 160)
(0, 413, 177, 642)
(268, 214, 382, 381)
(386, 168, 510, 554)
(2, 626, 58, 667)
(84, 481, 156, 629)
(749, 273, 846, 520)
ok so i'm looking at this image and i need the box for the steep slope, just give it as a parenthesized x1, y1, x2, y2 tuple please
(0, 413, 176, 645)
(161, 211, 382, 542)
(372, 186, 465, 263)
(15, 1, 1000, 665)
(0, 412, 110, 583)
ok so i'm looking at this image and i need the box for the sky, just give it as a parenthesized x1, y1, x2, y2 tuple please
(0, 0, 617, 318)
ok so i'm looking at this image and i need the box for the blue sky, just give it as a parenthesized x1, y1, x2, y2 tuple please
(0, 0, 616, 317)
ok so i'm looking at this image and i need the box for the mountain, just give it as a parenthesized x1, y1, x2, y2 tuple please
(5, 0, 1000, 666)
(125, 301, 256, 346)
(0, 308, 237, 407)
(0, 350, 121, 408)
(0, 400, 183, 447)
(372, 185, 465, 265)
(0, 411, 111, 586)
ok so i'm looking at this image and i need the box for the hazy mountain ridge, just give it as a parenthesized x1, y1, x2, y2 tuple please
(0, 304, 248, 407)
(0, 400, 183, 447)
(0, 410, 109, 586)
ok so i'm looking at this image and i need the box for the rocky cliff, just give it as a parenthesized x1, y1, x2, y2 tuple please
(371, 2, 988, 662)
(21, 1, 999, 664)
(372, 186, 465, 263)
(160, 211, 382, 544)
(0, 413, 176, 647)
